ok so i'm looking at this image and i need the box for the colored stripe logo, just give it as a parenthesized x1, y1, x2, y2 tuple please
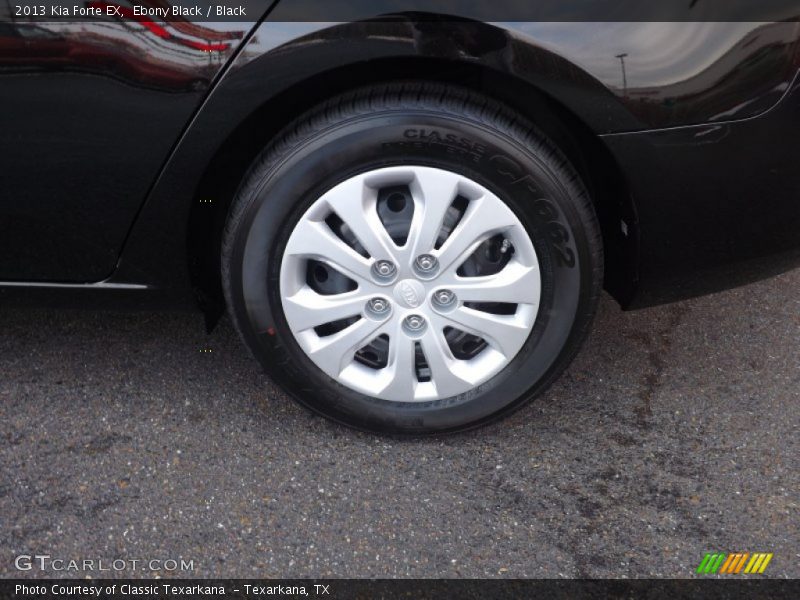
(696, 552, 773, 574)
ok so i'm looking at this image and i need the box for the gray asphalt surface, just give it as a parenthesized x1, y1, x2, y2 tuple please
(1, 269, 798, 579)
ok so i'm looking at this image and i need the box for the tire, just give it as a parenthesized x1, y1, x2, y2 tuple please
(221, 82, 602, 435)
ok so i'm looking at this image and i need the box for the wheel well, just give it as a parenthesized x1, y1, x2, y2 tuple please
(188, 57, 638, 319)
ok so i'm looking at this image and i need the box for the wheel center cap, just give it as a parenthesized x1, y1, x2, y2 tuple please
(393, 279, 426, 309)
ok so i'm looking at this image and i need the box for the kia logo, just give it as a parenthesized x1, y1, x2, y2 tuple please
(398, 282, 421, 307)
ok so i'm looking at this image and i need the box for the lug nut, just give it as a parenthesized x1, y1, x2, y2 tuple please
(433, 289, 456, 306)
(403, 315, 426, 331)
(368, 297, 390, 314)
(372, 260, 397, 279)
(415, 254, 438, 273)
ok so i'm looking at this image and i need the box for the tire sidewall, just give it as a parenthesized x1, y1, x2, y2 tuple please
(226, 109, 597, 433)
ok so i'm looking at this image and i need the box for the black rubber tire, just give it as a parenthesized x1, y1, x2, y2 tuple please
(221, 82, 603, 435)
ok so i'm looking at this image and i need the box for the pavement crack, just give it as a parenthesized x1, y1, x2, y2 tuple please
(633, 304, 689, 429)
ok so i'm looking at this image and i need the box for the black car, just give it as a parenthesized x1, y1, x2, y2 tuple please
(2, 2, 799, 433)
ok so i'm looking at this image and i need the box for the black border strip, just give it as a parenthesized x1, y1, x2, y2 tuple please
(2, 0, 800, 23)
(3, 579, 799, 600)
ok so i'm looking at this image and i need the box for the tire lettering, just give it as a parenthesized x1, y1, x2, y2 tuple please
(546, 221, 570, 244)
(553, 245, 576, 268)
(489, 154, 576, 269)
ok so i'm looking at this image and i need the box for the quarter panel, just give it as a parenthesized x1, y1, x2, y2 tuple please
(510, 22, 800, 130)
(601, 75, 800, 307)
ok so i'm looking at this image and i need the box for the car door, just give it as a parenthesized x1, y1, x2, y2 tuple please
(0, 2, 273, 282)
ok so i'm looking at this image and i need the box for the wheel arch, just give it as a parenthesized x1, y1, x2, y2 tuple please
(172, 21, 639, 324)
(187, 57, 639, 321)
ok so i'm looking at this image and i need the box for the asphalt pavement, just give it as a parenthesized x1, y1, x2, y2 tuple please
(1, 269, 798, 578)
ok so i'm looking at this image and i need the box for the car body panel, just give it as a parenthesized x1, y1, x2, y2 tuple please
(0, 10, 268, 281)
(1, 2, 799, 312)
(511, 21, 800, 130)
(601, 76, 800, 307)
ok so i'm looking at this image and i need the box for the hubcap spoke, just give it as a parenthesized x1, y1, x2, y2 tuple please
(419, 325, 474, 397)
(435, 196, 518, 274)
(283, 287, 372, 332)
(377, 330, 417, 399)
(405, 169, 462, 258)
(306, 317, 386, 376)
(440, 306, 531, 358)
(321, 177, 397, 262)
(285, 220, 373, 284)
(447, 261, 540, 305)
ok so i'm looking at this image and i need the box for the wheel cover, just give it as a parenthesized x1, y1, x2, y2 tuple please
(279, 166, 540, 402)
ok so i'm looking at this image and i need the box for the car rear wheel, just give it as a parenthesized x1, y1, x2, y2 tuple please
(222, 82, 602, 434)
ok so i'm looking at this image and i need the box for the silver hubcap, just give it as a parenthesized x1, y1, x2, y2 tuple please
(280, 166, 541, 402)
